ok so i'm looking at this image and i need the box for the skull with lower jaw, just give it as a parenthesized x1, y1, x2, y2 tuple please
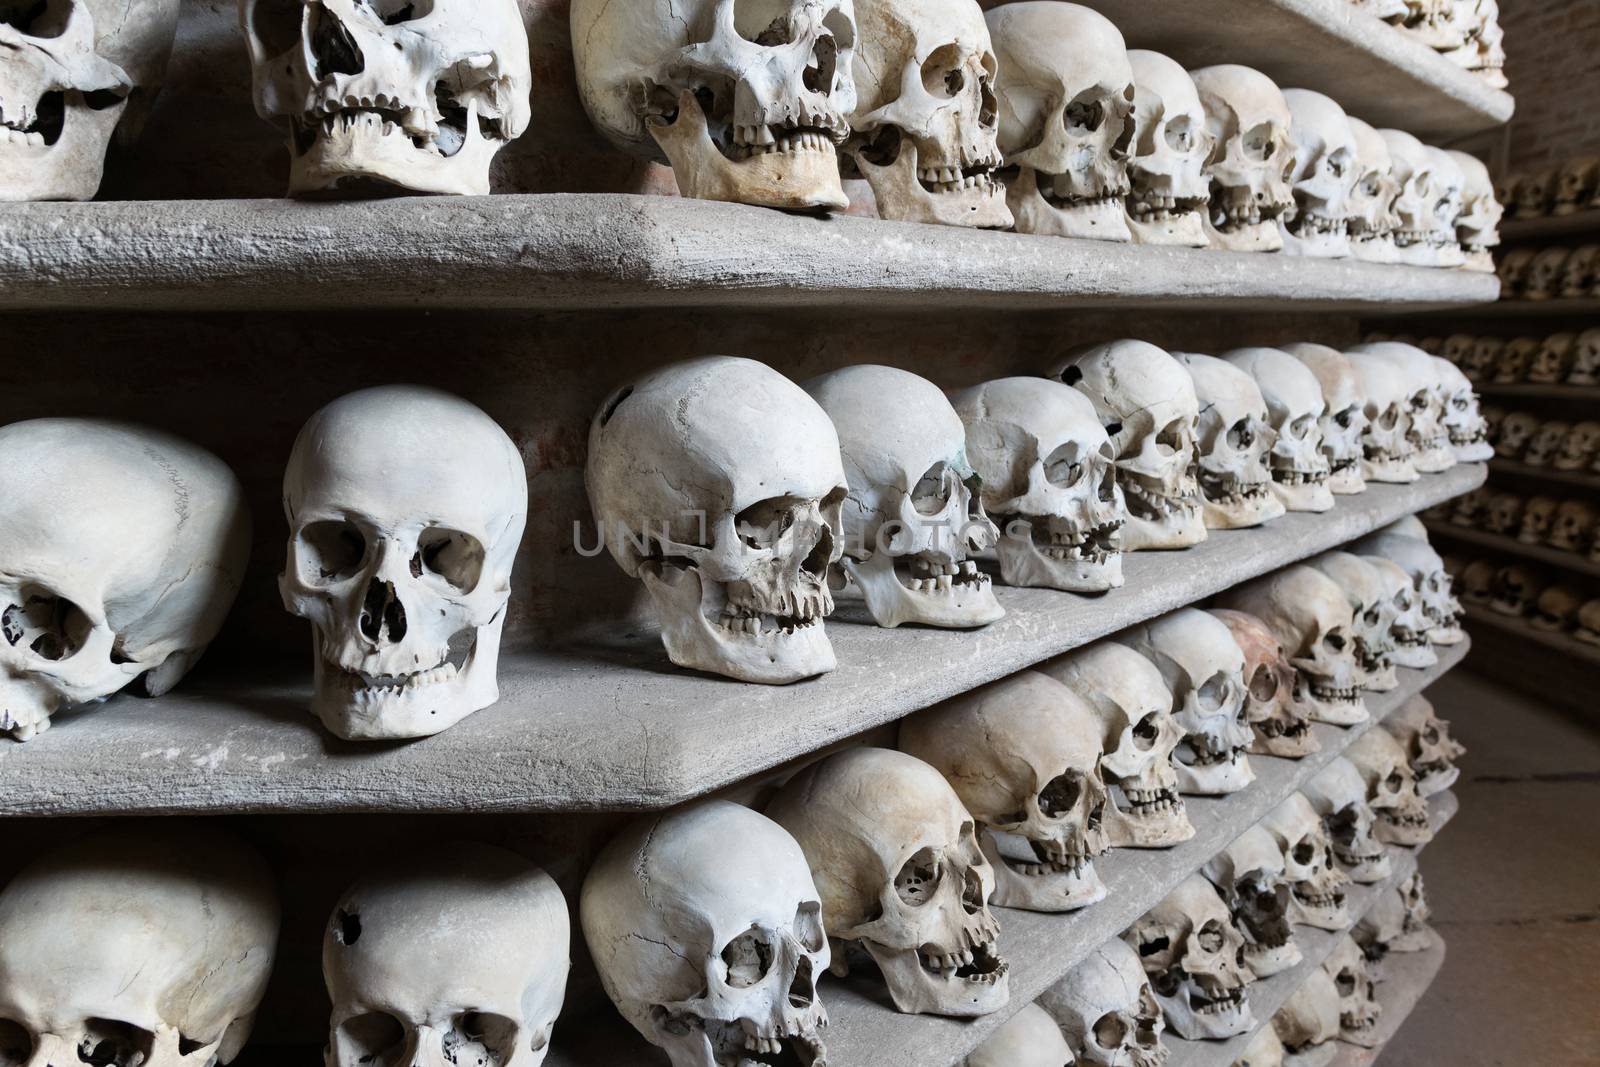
(1210, 609, 1320, 759)
(1126, 875, 1256, 1040)
(1309, 551, 1400, 692)
(1282, 342, 1371, 495)
(1362, 556, 1439, 668)
(1222, 347, 1335, 512)
(1346, 117, 1402, 264)
(1201, 826, 1302, 979)
(1175, 353, 1285, 530)
(1347, 729, 1434, 847)
(1191, 65, 1295, 253)
(1278, 89, 1358, 259)
(1344, 351, 1420, 484)
(1124, 49, 1211, 247)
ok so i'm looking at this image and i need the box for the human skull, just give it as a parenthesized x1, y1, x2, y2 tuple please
(1384, 694, 1466, 799)
(1470, 0, 1507, 86)
(0, 419, 250, 742)
(1200, 826, 1301, 979)
(1376, 128, 1439, 264)
(1561, 245, 1600, 297)
(1495, 171, 1521, 214)
(765, 748, 1009, 1017)
(1461, 336, 1501, 382)
(1452, 485, 1491, 527)
(1038, 938, 1168, 1067)
(1572, 328, 1600, 385)
(1322, 936, 1381, 1047)
(1433, 357, 1493, 462)
(1191, 64, 1295, 252)
(1355, 883, 1430, 965)
(1557, 420, 1600, 470)
(1051, 339, 1206, 550)
(1175, 353, 1285, 529)
(845, 0, 1009, 228)
(1532, 584, 1583, 631)
(1498, 247, 1536, 297)
(985, 2, 1135, 242)
(1235, 1026, 1286, 1067)
(1396, 872, 1434, 951)
(1529, 333, 1577, 384)
(1360, 530, 1465, 645)
(0, 0, 179, 201)
(1124, 875, 1255, 1040)
(1554, 155, 1600, 214)
(282, 386, 526, 740)
(582, 800, 831, 1066)
(1450, 149, 1502, 272)
(1496, 409, 1539, 457)
(0, 826, 279, 1067)
(1277, 89, 1356, 258)
(1362, 555, 1438, 668)
(587, 358, 847, 685)
(1550, 500, 1596, 552)
(326, 845, 568, 1067)
(1578, 598, 1600, 645)
(1259, 792, 1351, 930)
(1302, 756, 1390, 883)
(1281, 342, 1369, 494)
(1346, 116, 1401, 264)
(1346, 729, 1433, 846)
(1123, 49, 1210, 247)
(1119, 608, 1254, 796)
(1308, 551, 1398, 692)
(900, 671, 1109, 913)
(1525, 423, 1570, 469)
(1223, 347, 1334, 511)
(963, 1003, 1075, 1067)
(1041, 641, 1193, 848)
(1518, 495, 1558, 543)
(1423, 146, 1467, 267)
(1482, 490, 1524, 534)
(1271, 969, 1340, 1055)
(241, 0, 530, 196)
(1460, 558, 1495, 603)
(1343, 351, 1419, 483)
(1350, 342, 1453, 474)
(1492, 563, 1548, 616)
(1494, 337, 1537, 384)
(1524, 247, 1572, 300)
(1441, 333, 1475, 365)
(1515, 168, 1551, 216)
(571, 0, 857, 211)
(952, 377, 1126, 593)
(1210, 608, 1319, 759)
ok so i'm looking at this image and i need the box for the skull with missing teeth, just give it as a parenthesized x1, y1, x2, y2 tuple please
(582, 801, 831, 1067)
(766, 748, 1011, 1017)
(1123, 49, 1211, 247)
(241, 0, 532, 196)
(1210, 608, 1319, 759)
(1261, 792, 1351, 931)
(1384, 694, 1466, 797)
(1126, 874, 1255, 1040)
(1037, 939, 1169, 1067)
(281, 386, 526, 741)
(1346, 729, 1433, 847)
(1281, 342, 1370, 495)
(1303, 756, 1391, 883)
(571, 0, 857, 212)
(1176, 353, 1285, 530)
(953, 377, 1126, 593)
(1191, 64, 1295, 253)
(1278, 89, 1357, 258)
(1322, 936, 1381, 1047)
(1201, 825, 1301, 979)
(1222, 347, 1335, 512)
(805, 364, 1002, 630)
(587, 357, 847, 685)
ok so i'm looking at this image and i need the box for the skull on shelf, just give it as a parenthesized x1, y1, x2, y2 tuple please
(1553, 155, 1600, 214)
(1571, 328, 1600, 385)
(1423, 146, 1467, 267)
(1460, 558, 1496, 602)
(1271, 969, 1341, 1056)
(1237, 1026, 1287, 1067)
(1355, 531, 1465, 645)
(1450, 148, 1502, 272)
(1350, 342, 1455, 473)
(1532, 584, 1583, 631)
(1362, 555, 1439, 668)
(1384, 694, 1466, 797)
(1123, 49, 1211, 247)
(1303, 756, 1391, 883)
(1492, 563, 1549, 616)
(1495, 171, 1522, 215)
(963, 1003, 1075, 1067)
(1379, 128, 1442, 266)
(1343, 351, 1420, 483)
(1322, 935, 1381, 1047)
(1211, 608, 1319, 759)
(1555, 420, 1600, 470)
(1495, 337, 1538, 384)
(1523, 423, 1570, 468)
(1223, 346, 1335, 511)
(1470, 0, 1508, 87)
(1175, 353, 1285, 529)
(1498, 247, 1536, 298)
(1278, 89, 1357, 258)
(1434, 356, 1494, 462)
(1398, 872, 1435, 948)
(1461, 336, 1502, 382)
(1524, 247, 1573, 301)
(1260, 792, 1352, 930)
(1221, 565, 1368, 725)
(1346, 729, 1434, 846)
(1517, 166, 1556, 217)
(1528, 332, 1578, 384)
(1550, 500, 1597, 552)
(1481, 490, 1525, 534)
(1125, 874, 1255, 1040)
(1308, 550, 1399, 691)
(1441, 333, 1476, 365)
(1038, 938, 1169, 1067)
(1346, 116, 1402, 264)
(1496, 410, 1540, 457)
(1578, 599, 1600, 645)
(1191, 64, 1295, 252)
(1201, 825, 1302, 979)
(1561, 244, 1600, 297)
(1281, 342, 1370, 495)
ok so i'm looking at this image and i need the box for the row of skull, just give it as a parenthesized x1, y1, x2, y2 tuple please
(1406, 330, 1600, 387)
(1447, 486, 1600, 556)
(1487, 410, 1600, 469)
(1498, 155, 1600, 219)
(1447, 553, 1600, 635)
(1498, 244, 1600, 301)
(1351, 0, 1506, 88)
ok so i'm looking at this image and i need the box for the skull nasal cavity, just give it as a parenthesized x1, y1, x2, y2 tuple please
(789, 955, 815, 1008)
(311, 7, 365, 80)
(359, 581, 407, 643)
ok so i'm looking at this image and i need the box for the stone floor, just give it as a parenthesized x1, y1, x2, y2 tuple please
(1380, 666, 1600, 1065)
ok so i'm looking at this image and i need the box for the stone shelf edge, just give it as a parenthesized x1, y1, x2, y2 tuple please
(0, 195, 1501, 314)
(1461, 604, 1600, 667)
(1474, 383, 1600, 402)
(1424, 520, 1600, 580)
(1501, 211, 1600, 243)
(1488, 459, 1600, 493)
(1395, 297, 1600, 320)
(0, 467, 1484, 817)
(1325, 930, 1449, 1067)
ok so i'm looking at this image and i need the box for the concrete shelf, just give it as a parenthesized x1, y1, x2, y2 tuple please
(1325, 929, 1448, 1067)
(0, 195, 1500, 314)
(1501, 211, 1600, 244)
(1474, 383, 1600, 401)
(0, 467, 1483, 818)
(1461, 604, 1600, 667)
(1425, 521, 1600, 580)
(1488, 458, 1600, 493)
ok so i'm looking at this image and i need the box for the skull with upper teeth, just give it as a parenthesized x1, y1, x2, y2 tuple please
(1037, 938, 1170, 1067)
(1123, 49, 1211, 247)
(1450, 148, 1503, 272)
(1126, 874, 1256, 1040)
(953, 377, 1126, 593)
(1201, 826, 1302, 979)
(1223, 347, 1335, 512)
(1191, 64, 1295, 253)
(1346, 117, 1402, 264)
(281, 386, 526, 740)
(1346, 728, 1434, 846)
(572, 0, 857, 212)
(1380, 128, 1445, 265)
(1303, 756, 1391, 883)
(1323, 935, 1381, 1047)
(901, 670, 1109, 913)
(1282, 342, 1370, 495)
(1383, 694, 1466, 797)
(1277, 89, 1357, 258)
(1210, 608, 1319, 759)
(1308, 551, 1399, 692)
(241, 0, 532, 196)
(1357, 530, 1464, 645)
(1344, 350, 1420, 484)
(1260, 792, 1351, 930)
(1352, 342, 1455, 474)
(1174, 353, 1285, 530)
(1434, 356, 1494, 461)
(1361, 555, 1439, 668)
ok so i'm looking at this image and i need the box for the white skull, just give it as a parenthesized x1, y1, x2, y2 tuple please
(1210, 608, 1319, 759)
(805, 365, 1001, 629)
(1433, 357, 1493, 461)
(1383, 694, 1466, 798)
(1277, 89, 1357, 258)
(1038, 939, 1169, 1067)
(1450, 149, 1502, 272)
(963, 1003, 1075, 1067)
(1363, 555, 1438, 668)
(1041, 641, 1193, 848)
(1379, 128, 1442, 265)
(1260, 792, 1351, 931)
(1236, 1026, 1286, 1067)
(1346, 729, 1433, 846)
(1356, 531, 1463, 645)
(1222, 347, 1334, 512)
(1271, 969, 1340, 1054)
(1343, 350, 1420, 484)
(1423, 145, 1467, 267)
(570, 0, 857, 211)
(952, 377, 1126, 593)
(1346, 117, 1402, 264)
(325, 845, 568, 1067)
(0, 827, 279, 1067)
(1351, 342, 1454, 473)
(1200, 826, 1302, 979)
(1191, 64, 1295, 253)
(1302, 756, 1391, 883)
(1052, 340, 1206, 551)
(765, 748, 1010, 1017)
(985, 1, 1135, 242)
(0, 0, 178, 201)
(1124, 49, 1210, 247)
(1281, 342, 1369, 495)
(587, 357, 847, 685)
(1307, 551, 1398, 692)
(582, 800, 830, 1066)
(1322, 936, 1380, 1047)
(900, 670, 1109, 913)
(0, 419, 250, 742)
(846, 0, 1009, 227)
(281, 386, 526, 740)
(1120, 608, 1254, 796)
(1124, 875, 1255, 1040)
(1471, 0, 1507, 85)
(1174, 353, 1285, 530)
(1577, 329, 1600, 386)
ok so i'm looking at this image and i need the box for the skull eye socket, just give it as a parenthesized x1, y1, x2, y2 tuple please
(1132, 712, 1160, 750)
(0, 0, 71, 36)
(449, 1012, 520, 1062)
(1064, 94, 1104, 135)
(912, 463, 955, 516)
(720, 926, 775, 988)
(1335, 971, 1357, 996)
(1137, 934, 1170, 958)
(1093, 1011, 1129, 1050)
(412, 528, 486, 595)
(1043, 441, 1085, 487)
(1248, 665, 1277, 702)
(895, 847, 941, 907)
(0, 1019, 31, 1064)
(1196, 920, 1226, 953)
(920, 44, 967, 98)
(1164, 116, 1195, 154)
(297, 520, 369, 585)
(795, 900, 825, 954)
(335, 1012, 406, 1066)
(366, 0, 433, 24)
(246, 0, 302, 53)
(1155, 418, 1185, 455)
(1037, 770, 1082, 818)
(1242, 122, 1275, 162)
(1, 588, 92, 662)
(1323, 630, 1346, 653)
(1197, 672, 1229, 711)
(75, 1019, 156, 1067)
(1386, 771, 1405, 792)
(1292, 840, 1315, 865)
(1226, 419, 1254, 450)
(309, 3, 366, 79)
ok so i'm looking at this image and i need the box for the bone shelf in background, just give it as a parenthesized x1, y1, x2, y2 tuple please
(1325, 929, 1449, 1067)
(1501, 211, 1600, 243)
(1472, 384, 1600, 403)
(978, 0, 1512, 140)
(1487, 459, 1600, 493)
(1460, 604, 1600, 669)
(0, 467, 1484, 818)
(1424, 521, 1600, 581)
(0, 195, 1500, 314)
(1390, 297, 1600, 320)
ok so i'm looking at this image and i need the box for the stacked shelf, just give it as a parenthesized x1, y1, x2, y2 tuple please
(1460, 603, 1600, 667)
(1488, 458, 1600, 492)
(1427, 521, 1600, 581)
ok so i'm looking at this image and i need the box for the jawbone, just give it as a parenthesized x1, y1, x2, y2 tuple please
(859, 937, 1010, 1018)
(1327, 459, 1367, 495)
(1174, 744, 1255, 795)
(981, 829, 1107, 913)
(853, 141, 1012, 229)
(842, 553, 1005, 630)
(1103, 781, 1194, 848)
(1007, 166, 1132, 242)
(994, 519, 1123, 593)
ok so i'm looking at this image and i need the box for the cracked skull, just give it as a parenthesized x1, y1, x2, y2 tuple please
(1191, 64, 1295, 253)
(1260, 792, 1351, 931)
(1346, 729, 1433, 847)
(1383, 694, 1466, 798)
(1278, 89, 1357, 258)
(1123, 48, 1210, 247)
(1126, 874, 1255, 1041)
(1282, 342, 1370, 495)
(1303, 756, 1391, 883)
(1038, 938, 1168, 1067)
(1210, 608, 1319, 760)
(1222, 346, 1334, 512)
(1175, 353, 1285, 530)
(1201, 826, 1301, 979)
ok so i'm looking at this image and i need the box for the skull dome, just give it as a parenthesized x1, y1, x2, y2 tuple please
(1124, 49, 1211, 247)
(1280, 342, 1370, 495)
(1125, 874, 1255, 1040)
(1221, 346, 1335, 512)
(1271, 969, 1340, 1055)
(1302, 756, 1391, 883)
(963, 1003, 1075, 1067)
(1200, 825, 1302, 979)
(1037, 938, 1169, 1067)
(1236, 1025, 1287, 1067)
(1260, 792, 1351, 931)
(1346, 116, 1402, 264)
(1174, 353, 1286, 530)
(1191, 64, 1295, 253)
(1278, 89, 1358, 259)
(1209, 608, 1319, 759)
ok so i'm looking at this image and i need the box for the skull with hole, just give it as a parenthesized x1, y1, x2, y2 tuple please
(1461, 336, 1501, 382)
(0, 420, 250, 742)
(1433, 357, 1493, 462)
(1346, 117, 1402, 264)
(1051, 339, 1206, 551)
(900, 670, 1109, 913)
(1346, 729, 1433, 846)
(1578, 599, 1600, 645)
(1498, 247, 1536, 298)
(1525, 422, 1570, 468)
(1260, 792, 1351, 930)
(1222, 347, 1334, 511)
(1560, 245, 1600, 298)
(1550, 500, 1596, 552)
(1125, 874, 1255, 1040)
(282, 386, 526, 740)
(1191, 64, 1294, 252)
(1553, 155, 1600, 214)
(1556, 420, 1600, 470)
(1123, 49, 1211, 247)
(1524, 246, 1572, 300)
(1322, 936, 1381, 1047)
(1362, 555, 1438, 668)
(1270, 969, 1340, 1057)
(1356, 531, 1465, 645)
(1492, 563, 1548, 616)
(587, 357, 847, 686)
(805, 365, 1001, 630)
(1343, 350, 1419, 483)
(1201, 826, 1302, 979)
(1496, 409, 1539, 457)
(1120, 608, 1254, 796)
(0, 0, 178, 201)
(1175, 353, 1284, 529)
(765, 748, 1010, 1017)
(1481, 490, 1524, 534)
(1384, 694, 1466, 798)
(1041, 641, 1193, 848)
(963, 1003, 1075, 1067)
(1038, 938, 1169, 1067)
(1378, 128, 1442, 265)
(1517, 494, 1557, 543)
(0, 827, 279, 1067)
(1423, 146, 1467, 267)
(571, 0, 856, 212)
(1351, 342, 1454, 473)
(241, 0, 531, 196)
(582, 800, 831, 1067)
(1450, 149, 1502, 272)
(1210, 608, 1319, 759)
(1529, 332, 1577, 384)
(1532, 584, 1583, 631)
(1572, 328, 1600, 385)
(326, 844, 568, 1067)
(985, 1, 1135, 242)
(1277, 89, 1356, 258)
(845, 0, 1009, 228)
(1460, 558, 1495, 603)
(1302, 756, 1391, 883)
(1235, 1025, 1286, 1067)
(952, 377, 1126, 593)
(1281, 342, 1369, 494)
(1308, 551, 1398, 692)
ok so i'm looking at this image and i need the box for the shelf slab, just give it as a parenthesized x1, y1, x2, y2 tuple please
(1473, 383, 1600, 402)
(1425, 520, 1600, 580)
(1501, 211, 1600, 243)
(1488, 458, 1600, 493)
